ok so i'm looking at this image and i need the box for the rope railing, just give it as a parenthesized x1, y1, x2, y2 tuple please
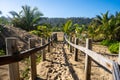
(64, 34, 120, 80)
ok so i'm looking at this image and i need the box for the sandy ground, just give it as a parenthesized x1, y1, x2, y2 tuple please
(36, 41, 114, 80)
(0, 65, 9, 80)
(0, 32, 118, 80)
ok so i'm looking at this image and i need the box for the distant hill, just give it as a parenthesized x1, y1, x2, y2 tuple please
(39, 17, 93, 27)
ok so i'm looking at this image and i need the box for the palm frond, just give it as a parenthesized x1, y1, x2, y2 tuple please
(64, 20, 72, 34)
(9, 11, 20, 18)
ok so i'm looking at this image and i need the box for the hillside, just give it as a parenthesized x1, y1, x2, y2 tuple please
(0, 26, 41, 51)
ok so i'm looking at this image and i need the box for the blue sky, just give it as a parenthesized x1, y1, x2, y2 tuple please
(0, 0, 120, 18)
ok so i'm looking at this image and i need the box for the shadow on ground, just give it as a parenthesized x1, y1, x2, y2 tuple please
(62, 46, 79, 80)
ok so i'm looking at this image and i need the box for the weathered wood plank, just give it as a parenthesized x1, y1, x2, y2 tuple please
(50, 36, 53, 46)
(54, 33, 57, 41)
(29, 38, 37, 80)
(6, 37, 20, 80)
(112, 62, 120, 80)
(69, 36, 72, 53)
(85, 39, 92, 80)
(0, 34, 56, 66)
(65, 35, 113, 73)
(74, 38, 79, 61)
(41, 38, 46, 61)
(48, 38, 50, 52)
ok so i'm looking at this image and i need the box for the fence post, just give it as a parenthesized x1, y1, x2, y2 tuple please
(48, 37, 50, 52)
(69, 36, 72, 53)
(85, 39, 92, 80)
(41, 38, 46, 61)
(6, 37, 20, 80)
(51, 35, 53, 46)
(72, 37, 75, 52)
(74, 38, 79, 61)
(29, 38, 37, 80)
(54, 33, 57, 41)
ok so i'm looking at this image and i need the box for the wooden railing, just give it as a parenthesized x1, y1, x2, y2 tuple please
(0, 33, 57, 80)
(64, 34, 120, 80)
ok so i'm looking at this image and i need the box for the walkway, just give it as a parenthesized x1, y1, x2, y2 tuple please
(37, 41, 86, 80)
(36, 40, 113, 80)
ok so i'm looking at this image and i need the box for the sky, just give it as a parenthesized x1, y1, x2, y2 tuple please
(0, 0, 120, 18)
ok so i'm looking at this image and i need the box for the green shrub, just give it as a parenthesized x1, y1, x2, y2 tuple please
(101, 40, 118, 46)
(0, 25, 3, 32)
(0, 49, 5, 56)
(101, 40, 119, 54)
(101, 40, 111, 46)
(21, 67, 30, 80)
(108, 43, 119, 54)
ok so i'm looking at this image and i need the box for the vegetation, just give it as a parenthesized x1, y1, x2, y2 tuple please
(30, 26, 51, 37)
(0, 16, 9, 25)
(21, 66, 30, 80)
(0, 25, 3, 32)
(63, 11, 119, 54)
(101, 40, 119, 54)
(0, 11, 2, 15)
(9, 5, 43, 31)
(40, 17, 92, 32)
(88, 11, 120, 54)
(63, 20, 87, 39)
(1, 7, 120, 54)
(88, 11, 120, 41)
(63, 20, 73, 35)
(0, 49, 5, 56)
(30, 25, 51, 38)
(0, 11, 9, 25)
(9, 5, 52, 38)
(109, 43, 119, 54)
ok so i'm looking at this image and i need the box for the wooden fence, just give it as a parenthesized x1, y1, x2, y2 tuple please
(64, 34, 120, 80)
(0, 33, 57, 80)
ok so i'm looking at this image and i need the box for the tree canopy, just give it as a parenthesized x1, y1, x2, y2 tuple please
(88, 11, 120, 41)
(9, 5, 43, 31)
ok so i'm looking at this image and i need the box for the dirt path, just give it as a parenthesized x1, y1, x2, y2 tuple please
(0, 42, 114, 80)
(37, 42, 75, 80)
(0, 31, 116, 80)
(37, 41, 114, 80)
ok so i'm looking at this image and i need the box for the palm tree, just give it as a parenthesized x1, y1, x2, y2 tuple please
(88, 20, 99, 40)
(88, 11, 120, 41)
(95, 11, 110, 39)
(0, 11, 2, 32)
(114, 12, 120, 41)
(9, 5, 43, 31)
(97, 12, 120, 41)
(63, 20, 72, 35)
(0, 11, 2, 15)
(9, 11, 22, 27)
(89, 11, 113, 40)
(30, 25, 51, 38)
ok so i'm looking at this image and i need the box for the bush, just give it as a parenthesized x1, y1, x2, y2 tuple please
(101, 40, 119, 54)
(108, 43, 119, 54)
(21, 67, 30, 80)
(0, 49, 5, 56)
(101, 40, 118, 46)
(0, 25, 3, 32)
(101, 40, 111, 46)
